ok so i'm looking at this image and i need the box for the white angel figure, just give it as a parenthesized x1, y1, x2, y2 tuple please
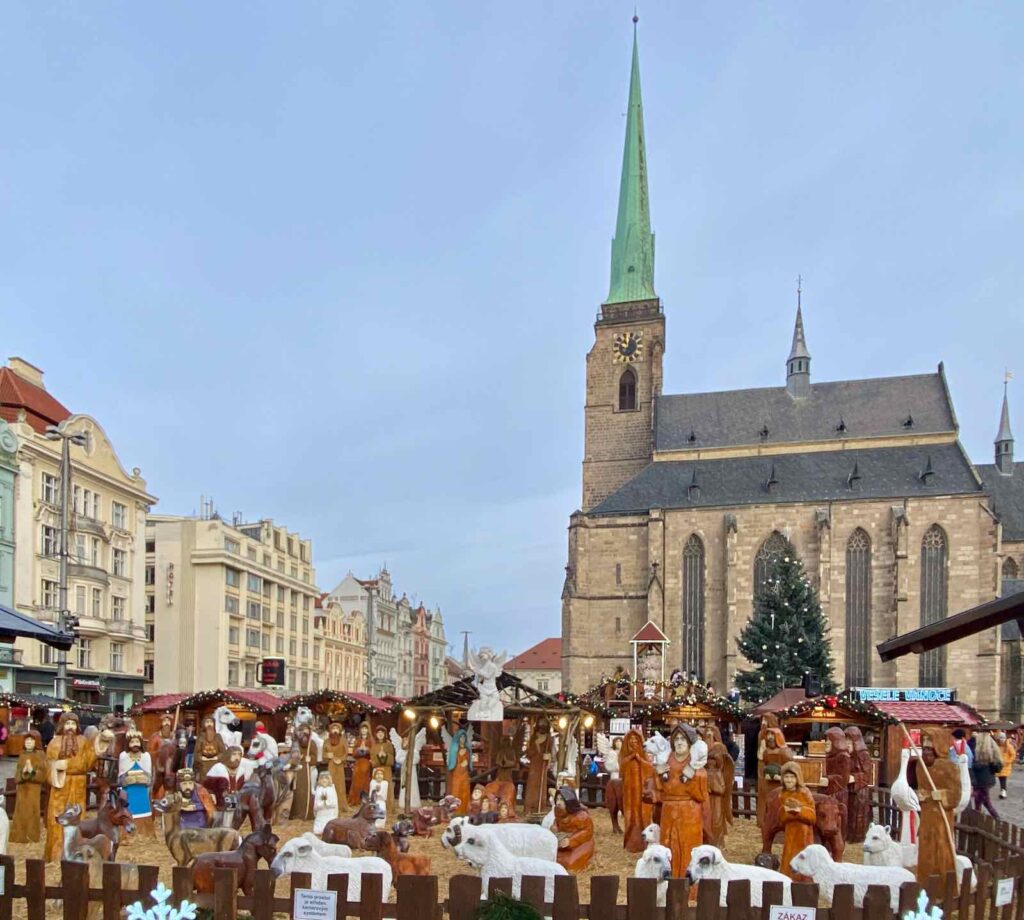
(391, 726, 428, 809)
(644, 731, 671, 771)
(466, 647, 508, 722)
(596, 733, 622, 779)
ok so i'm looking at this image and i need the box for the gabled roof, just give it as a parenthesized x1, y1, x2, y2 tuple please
(0, 365, 71, 434)
(507, 638, 561, 672)
(276, 689, 391, 714)
(655, 371, 955, 453)
(977, 462, 1024, 541)
(751, 687, 810, 715)
(133, 689, 288, 714)
(872, 700, 981, 726)
(631, 621, 669, 643)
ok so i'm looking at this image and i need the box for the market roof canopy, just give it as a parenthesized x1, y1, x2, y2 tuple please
(133, 689, 289, 715)
(0, 603, 74, 651)
(877, 591, 1024, 661)
(751, 688, 811, 716)
(402, 671, 572, 715)
(276, 689, 391, 715)
(0, 691, 75, 710)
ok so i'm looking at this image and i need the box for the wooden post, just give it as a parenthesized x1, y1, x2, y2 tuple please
(25, 858, 46, 920)
(171, 866, 194, 910)
(213, 867, 237, 920)
(60, 859, 90, 920)
(250, 869, 275, 920)
(861, 884, 891, 919)
(589, 876, 620, 920)
(627, 877, 658, 920)
(553, 875, 580, 920)
(359, 873, 384, 920)
(448, 875, 483, 920)
(665, 877, 689, 920)
(101, 861, 123, 920)
(695, 877, 722, 918)
(726, 877, 751, 920)
(520, 876, 547, 915)
(760, 881, 785, 920)
(397, 875, 437, 920)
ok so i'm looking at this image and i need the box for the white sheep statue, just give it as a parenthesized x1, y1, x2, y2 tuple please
(790, 844, 914, 911)
(686, 845, 792, 907)
(455, 829, 568, 900)
(299, 831, 353, 860)
(641, 823, 660, 845)
(270, 838, 392, 900)
(635, 842, 672, 906)
(862, 823, 975, 890)
(442, 817, 558, 862)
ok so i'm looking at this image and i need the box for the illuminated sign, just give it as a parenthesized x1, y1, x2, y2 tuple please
(853, 687, 954, 703)
(257, 658, 286, 687)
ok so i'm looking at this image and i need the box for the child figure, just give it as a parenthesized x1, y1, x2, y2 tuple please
(313, 771, 340, 836)
(368, 768, 389, 829)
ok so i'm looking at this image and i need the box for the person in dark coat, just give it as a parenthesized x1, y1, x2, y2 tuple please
(970, 730, 1001, 818)
(34, 710, 55, 747)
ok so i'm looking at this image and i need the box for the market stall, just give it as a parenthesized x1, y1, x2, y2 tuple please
(131, 688, 290, 742)
(0, 691, 78, 757)
(274, 688, 392, 729)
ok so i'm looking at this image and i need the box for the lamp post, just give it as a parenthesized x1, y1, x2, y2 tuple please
(44, 423, 88, 701)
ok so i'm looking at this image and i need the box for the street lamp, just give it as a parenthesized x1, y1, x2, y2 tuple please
(44, 423, 88, 700)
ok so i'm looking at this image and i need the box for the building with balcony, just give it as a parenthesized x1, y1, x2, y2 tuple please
(315, 594, 368, 692)
(1, 357, 156, 709)
(144, 512, 322, 694)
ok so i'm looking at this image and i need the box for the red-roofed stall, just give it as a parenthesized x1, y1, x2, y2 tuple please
(131, 688, 291, 740)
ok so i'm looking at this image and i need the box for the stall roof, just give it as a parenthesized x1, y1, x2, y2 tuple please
(0, 604, 74, 651)
(751, 688, 810, 715)
(402, 671, 572, 714)
(275, 689, 391, 714)
(132, 689, 289, 715)
(568, 677, 743, 719)
(872, 700, 983, 725)
(0, 691, 76, 710)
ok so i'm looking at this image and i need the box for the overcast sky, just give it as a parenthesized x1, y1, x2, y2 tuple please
(3, 3, 1022, 657)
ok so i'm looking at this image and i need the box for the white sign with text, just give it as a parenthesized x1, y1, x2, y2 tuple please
(609, 718, 631, 735)
(770, 906, 816, 920)
(996, 878, 1014, 908)
(294, 888, 338, 920)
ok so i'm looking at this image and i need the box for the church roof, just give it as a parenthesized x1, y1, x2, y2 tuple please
(631, 621, 669, 643)
(655, 370, 955, 453)
(590, 442, 981, 516)
(977, 462, 1024, 541)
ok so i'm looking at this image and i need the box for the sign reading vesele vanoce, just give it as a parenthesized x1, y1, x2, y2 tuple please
(852, 687, 955, 703)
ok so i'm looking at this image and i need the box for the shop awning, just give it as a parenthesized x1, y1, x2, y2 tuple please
(873, 700, 982, 725)
(0, 604, 74, 651)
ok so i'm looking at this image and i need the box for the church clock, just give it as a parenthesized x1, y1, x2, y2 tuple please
(613, 330, 644, 364)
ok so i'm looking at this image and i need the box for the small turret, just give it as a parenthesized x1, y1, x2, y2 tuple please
(995, 379, 1014, 475)
(786, 279, 811, 399)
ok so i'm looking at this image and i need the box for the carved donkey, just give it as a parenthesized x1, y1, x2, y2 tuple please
(78, 790, 136, 859)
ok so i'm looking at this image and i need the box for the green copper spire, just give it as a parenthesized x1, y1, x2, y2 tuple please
(605, 21, 656, 306)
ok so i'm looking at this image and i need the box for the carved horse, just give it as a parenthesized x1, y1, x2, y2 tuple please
(232, 762, 278, 832)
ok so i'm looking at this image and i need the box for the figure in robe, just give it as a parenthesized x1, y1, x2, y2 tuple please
(370, 725, 396, 815)
(653, 725, 708, 878)
(176, 768, 217, 830)
(523, 719, 553, 816)
(148, 714, 175, 759)
(701, 725, 734, 847)
(554, 786, 595, 872)
(494, 729, 521, 785)
(348, 721, 373, 807)
(313, 771, 339, 835)
(778, 761, 816, 880)
(915, 729, 961, 886)
(443, 725, 472, 815)
(289, 724, 318, 820)
(823, 726, 852, 837)
(391, 725, 427, 810)
(44, 712, 98, 862)
(10, 731, 46, 844)
(203, 745, 254, 811)
(117, 729, 154, 819)
(323, 721, 350, 814)
(620, 728, 655, 853)
(368, 768, 390, 829)
(844, 726, 872, 843)
(757, 727, 793, 827)
(194, 716, 225, 783)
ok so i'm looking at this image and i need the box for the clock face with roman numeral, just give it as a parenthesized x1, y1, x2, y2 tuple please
(613, 330, 644, 364)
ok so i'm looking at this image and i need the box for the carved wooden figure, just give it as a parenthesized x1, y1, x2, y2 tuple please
(10, 731, 46, 844)
(654, 725, 708, 878)
(553, 787, 594, 872)
(915, 729, 961, 886)
(348, 722, 373, 807)
(823, 726, 852, 836)
(844, 725, 872, 843)
(701, 725, 734, 847)
(756, 726, 793, 828)
(620, 728, 654, 853)
(777, 761, 816, 880)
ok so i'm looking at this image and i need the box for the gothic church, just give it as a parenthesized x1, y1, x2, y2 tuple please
(560, 27, 1024, 716)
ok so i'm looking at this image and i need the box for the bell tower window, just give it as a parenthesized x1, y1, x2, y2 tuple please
(618, 369, 637, 411)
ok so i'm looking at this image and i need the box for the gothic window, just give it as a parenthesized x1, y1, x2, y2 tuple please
(682, 535, 705, 680)
(618, 369, 637, 411)
(845, 529, 871, 686)
(754, 531, 789, 596)
(1004, 557, 1020, 580)
(919, 525, 948, 686)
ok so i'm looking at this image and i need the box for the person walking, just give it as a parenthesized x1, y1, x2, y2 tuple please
(996, 730, 1016, 799)
(970, 730, 1001, 818)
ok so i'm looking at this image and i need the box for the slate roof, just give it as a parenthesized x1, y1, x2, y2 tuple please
(976, 463, 1024, 541)
(590, 442, 981, 516)
(655, 371, 955, 453)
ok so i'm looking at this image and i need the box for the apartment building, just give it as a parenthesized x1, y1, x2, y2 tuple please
(1, 358, 156, 709)
(145, 512, 322, 693)
(316, 594, 368, 692)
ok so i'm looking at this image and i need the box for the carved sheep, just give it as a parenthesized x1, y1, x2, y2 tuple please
(790, 843, 914, 911)
(441, 817, 558, 862)
(686, 844, 792, 907)
(635, 842, 672, 906)
(454, 830, 567, 900)
(269, 838, 392, 900)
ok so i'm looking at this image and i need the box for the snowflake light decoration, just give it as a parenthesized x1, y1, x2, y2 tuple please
(903, 889, 942, 920)
(126, 882, 197, 920)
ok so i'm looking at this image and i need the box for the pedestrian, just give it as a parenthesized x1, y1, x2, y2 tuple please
(996, 730, 1016, 799)
(34, 709, 55, 748)
(184, 720, 196, 768)
(969, 729, 1001, 818)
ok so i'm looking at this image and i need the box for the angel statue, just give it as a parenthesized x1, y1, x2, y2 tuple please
(596, 733, 622, 779)
(467, 647, 508, 722)
(390, 725, 428, 809)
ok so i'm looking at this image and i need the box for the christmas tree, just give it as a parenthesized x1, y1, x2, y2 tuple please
(735, 540, 837, 703)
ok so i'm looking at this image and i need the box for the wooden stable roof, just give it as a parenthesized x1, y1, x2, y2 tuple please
(877, 591, 1024, 662)
(401, 671, 573, 715)
(275, 689, 391, 715)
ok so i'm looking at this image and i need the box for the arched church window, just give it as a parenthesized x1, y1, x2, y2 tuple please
(845, 528, 871, 686)
(618, 369, 637, 411)
(1004, 557, 1020, 580)
(682, 534, 705, 680)
(919, 525, 948, 686)
(754, 531, 789, 596)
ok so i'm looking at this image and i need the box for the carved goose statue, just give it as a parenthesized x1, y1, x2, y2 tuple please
(891, 744, 920, 863)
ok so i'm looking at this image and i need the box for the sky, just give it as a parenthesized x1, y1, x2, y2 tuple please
(2, 3, 1022, 658)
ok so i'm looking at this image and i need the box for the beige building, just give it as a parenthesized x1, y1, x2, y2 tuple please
(145, 512, 322, 693)
(1, 358, 156, 709)
(316, 593, 368, 693)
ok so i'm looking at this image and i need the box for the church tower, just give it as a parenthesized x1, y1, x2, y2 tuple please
(995, 380, 1015, 475)
(786, 283, 811, 399)
(581, 21, 665, 512)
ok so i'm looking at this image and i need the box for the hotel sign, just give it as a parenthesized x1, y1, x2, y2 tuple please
(853, 687, 955, 703)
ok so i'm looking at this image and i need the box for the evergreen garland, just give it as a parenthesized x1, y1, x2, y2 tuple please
(735, 539, 837, 703)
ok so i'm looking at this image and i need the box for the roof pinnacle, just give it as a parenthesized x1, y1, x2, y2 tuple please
(997, 373, 1014, 444)
(788, 278, 810, 362)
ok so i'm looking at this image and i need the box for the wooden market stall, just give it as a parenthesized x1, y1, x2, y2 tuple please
(274, 688, 393, 731)
(130, 689, 290, 743)
(0, 691, 77, 758)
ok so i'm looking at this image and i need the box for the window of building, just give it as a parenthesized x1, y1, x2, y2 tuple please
(290, 590, 298, 608)
(313, 644, 319, 661)
(41, 473, 59, 505)
(920, 525, 948, 686)
(247, 628, 260, 647)
(301, 671, 308, 691)
(91, 537, 101, 568)
(290, 638, 297, 656)
(110, 642, 124, 672)
(77, 639, 92, 670)
(73, 584, 86, 615)
(247, 600, 261, 620)
(41, 579, 59, 609)
(111, 548, 127, 577)
(276, 636, 284, 654)
(288, 537, 295, 556)
(228, 661, 239, 686)
(225, 594, 239, 615)
(144, 593, 155, 614)
(41, 525, 58, 557)
(112, 501, 128, 530)
(93, 588, 103, 617)
(302, 596, 310, 612)
(143, 660, 154, 681)
(262, 633, 270, 650)
(145, 539, 156, 553)
(845, 528, 872, 686)
(754, 531, 790, 597)
(225, 568, 241, 588)
(618, 369, 637, 411)
(302, 617, 309, 635)
(247, 573, 262, 593)
(276, 611, 284, 628)
(247, 546, 258, 561)
(41, 644, 55, 665)
(245, 663, 255, 688)
(276, 586, 285, 604)
(145, 624, 155, 642)
(682, 534, 705, 681)
(145, 565, 155, 585)
(229, 626, 239, 646)
(91, 492, 100, 520)
(288, 670, 295, 690)
(290, 614, 298, 633)
(301, 641, 309, 659)
(75, 534, 87, 563)
(111, 596, 126, 620)
(1004, 557, 1020, 580)
(224, 537, 240, 554)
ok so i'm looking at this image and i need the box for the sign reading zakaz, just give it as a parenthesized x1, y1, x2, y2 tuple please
(853, 687, 955, 703)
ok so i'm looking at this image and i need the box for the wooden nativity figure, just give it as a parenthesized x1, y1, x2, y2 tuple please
(757, 726, 793, 827)
(391, 724, 427, 809)
(493, 726, 523, 784)
(203, 745, 254, 812)
(844, 725, 872, 843)
(289, 722, 319, 820)
(822, 726, 852, 836)
(370, 725, 396, 815)
(777, 761, 816, 880)
(348, 721, 373, 807)
(313, 770, 340, 835)
(322, 720, 349, 813)
(523, 718, 553, 817)
(193, 716, 226, 783)
(10, 730, 46, 845)
(147, 713, 175, 759)
(441, 724, 473, 815)
(653, 725, 708, 878)
(915, 728, 961, 886)
(176, 767, 217, 829)
(700, 724, 734, 848)
(554, 786, 595, 872)
(620, 727, 655, 853)
(117, 729, 154, 821)
(44, 712, 98, 862)
(369, 769, 389, 829)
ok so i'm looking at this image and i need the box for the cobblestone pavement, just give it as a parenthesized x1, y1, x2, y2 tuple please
(986, 767, 1024, 826)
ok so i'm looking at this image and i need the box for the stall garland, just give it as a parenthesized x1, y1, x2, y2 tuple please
(564, 677, 744, 720)
(772, 690, 899, 725)
(276, 690, 387, 715)
(131, 689, 288, 716)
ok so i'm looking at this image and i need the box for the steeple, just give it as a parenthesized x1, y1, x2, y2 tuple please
(995, 375, 1014, 474)
(786, 277, 811, 398)
(604, 19, 656, 306)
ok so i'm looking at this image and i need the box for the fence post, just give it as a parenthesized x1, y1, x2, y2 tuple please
(726, 878, 751, 920)
(830, 883, 855, 920)
(359, 872, 384, 920)
(760, 882, 785, 920)
(976, 862, 994, 920)
(448, 875, 482, 920)
(0, 855, 14, 920)
(101, 860, 123, 920)
(250, 868, 276, 920)
(861, 884, 891, 920)
(397, 875, 437, 920)
(25, 858, 46, 920)
(60, 859, 90, 920)
(552, 875, 580, 920)
(589, 876, 620, 920)
(696, 877, 722, 919)
(665, 877, 689, 920)
(213, 867, 237, 920)
(791, 883, 818, 908)
(136, 864, 160, 913)
(897, 881, 921, 916)
(171, 866, 193, 911)
(627, 877, 658, 920)
(519, 876, 547, 915)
